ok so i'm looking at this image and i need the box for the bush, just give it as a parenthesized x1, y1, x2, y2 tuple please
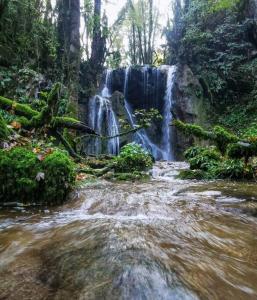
(184, 146, 207, 160)
(0, 147, 75, 206)
(114, 143, 153, 172)
(181, 144, 255, 181)
(186, 147, 221, 171)
(213, 159, 250, 179)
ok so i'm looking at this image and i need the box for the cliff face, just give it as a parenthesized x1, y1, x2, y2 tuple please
(172, 64, 208, 158)
(80, 65, 207, 159)
(111, 67, 166, 112)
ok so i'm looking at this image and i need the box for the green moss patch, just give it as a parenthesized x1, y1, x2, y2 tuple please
(0, 147, 75, 206)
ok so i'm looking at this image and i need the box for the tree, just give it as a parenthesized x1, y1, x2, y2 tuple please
(80, 0, 108, 97)
(111, 0, 160, 65)
(57, 0, 81, 115)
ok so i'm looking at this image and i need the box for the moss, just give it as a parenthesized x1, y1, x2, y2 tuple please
(213, 125, 238, 154)
(179, 169, 207, 180)
(0, 96, 38, 118)
(0, 114, 9, 141)
(0, 147, 75, 206)
(42, 150, 76, 205)
(113, 172, 150, 181)
(173, 120, 213, 140)
(52, 116, 80, 127)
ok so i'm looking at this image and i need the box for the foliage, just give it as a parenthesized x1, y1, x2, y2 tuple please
(185, 145, 212, 160)
(174, 120, 238, 154)
(166, 0, 257, 126)
(177, 120, 257, 181)
(0, 114, 9, 141)
(213, 125, 238, 154)
(214, 159, 250, 179)
(180, 145, 253, 180)
(114, 143, 153, 172)
(110, 0, 160, 65)
(227, 142, 257, 164)
(0, 0, 58, 71)
(187, 147, 221, 171)
(173, 120, 212, 140)
(0, 147, 75, 205)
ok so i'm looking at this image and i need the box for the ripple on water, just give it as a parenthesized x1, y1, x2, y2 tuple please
(0, 162, 257, 299)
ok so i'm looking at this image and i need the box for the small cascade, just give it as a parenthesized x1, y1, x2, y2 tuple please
(162, 65, 177, 160)
(87, 70, 120, 155)
(124, 67, 165, 160)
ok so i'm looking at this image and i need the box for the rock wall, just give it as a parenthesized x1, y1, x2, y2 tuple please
(172, 64, 208, 159)
(81, 65, 208, 160)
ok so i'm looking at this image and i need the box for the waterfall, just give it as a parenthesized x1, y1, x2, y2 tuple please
(124, 67, 165, 160)
(87, 70, 120, 155)
(86, 65, 177, 160)
(162, 66, 177, 161)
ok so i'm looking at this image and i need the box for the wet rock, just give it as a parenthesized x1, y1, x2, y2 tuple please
(172, 64, 208, 159)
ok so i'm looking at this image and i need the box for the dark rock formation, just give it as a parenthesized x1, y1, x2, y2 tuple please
(172, 64, 207, 159)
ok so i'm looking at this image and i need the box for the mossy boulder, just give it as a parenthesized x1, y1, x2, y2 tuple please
(0, 147, 75, 206)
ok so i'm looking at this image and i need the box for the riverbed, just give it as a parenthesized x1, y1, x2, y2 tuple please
(1, 162, 257, 299)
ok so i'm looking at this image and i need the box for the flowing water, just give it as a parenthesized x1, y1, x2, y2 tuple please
(1, 162, 257, 300)
(161, 66, 177, 161)
(87, 65, 177, 160)
(124, 67, 167, 160)
(87, 70, 120, 155)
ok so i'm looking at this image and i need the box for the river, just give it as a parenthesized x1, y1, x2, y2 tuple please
(0, 162, 257, 299)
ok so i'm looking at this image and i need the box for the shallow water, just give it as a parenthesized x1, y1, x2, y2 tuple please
(1, 162, 257, 300)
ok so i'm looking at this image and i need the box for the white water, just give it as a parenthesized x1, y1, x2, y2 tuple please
(88, 70, 120, 155)
(123, 67, 166, 160)
(1, 163, 257, 299)
(87, 65, 177, 160)
(161, 65, 177, 160)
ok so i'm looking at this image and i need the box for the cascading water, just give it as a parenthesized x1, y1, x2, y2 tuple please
(162, 65, 177, 161)
(123, 67, 165, 160)
(86, 65, 177, 160)
(87, 70, 120, 155)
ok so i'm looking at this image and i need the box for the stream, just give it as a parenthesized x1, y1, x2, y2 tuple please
(1, 162, 257, 300)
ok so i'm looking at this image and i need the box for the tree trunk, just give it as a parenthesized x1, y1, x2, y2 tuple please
(57, 0, 80, 116)
(148, 0, 153, 64)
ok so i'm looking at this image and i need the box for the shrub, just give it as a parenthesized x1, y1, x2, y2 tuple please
(0, 147, 75, 205)
(184, 146, 207, 160)
(114, 143, 153, 172)
(186, 147, 221, 171)
(213, 159, 251, 179)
